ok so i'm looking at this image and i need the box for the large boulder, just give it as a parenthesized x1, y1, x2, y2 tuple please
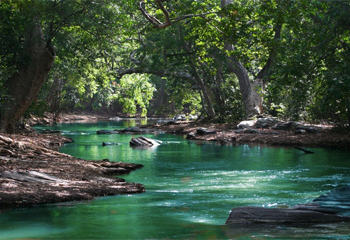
(237, 120, 257, 129)
(129, 136, 162, 147)
(255, 117, 279, 128)
(226, 185, 350, 226)
(312, 185, 350, 214)
(237, 117, 278, 129)
(225, 206, 350, 225)
(271, 121, 295, 130)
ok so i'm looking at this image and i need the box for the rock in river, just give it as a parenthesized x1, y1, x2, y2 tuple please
(196, 127, 217, 135)
(129, 136, 162, 147)
(97, 130, 119, 134)
(225, 206, 350, 225)
(226, 185, 350, 226)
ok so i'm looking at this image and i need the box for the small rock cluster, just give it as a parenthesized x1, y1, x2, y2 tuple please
(236, 117, 320, 134)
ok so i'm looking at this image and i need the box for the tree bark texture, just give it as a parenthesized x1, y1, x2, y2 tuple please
(225, 43, 263, 118)
(0, 19, 55, 133)
(221, 1, 263, 118)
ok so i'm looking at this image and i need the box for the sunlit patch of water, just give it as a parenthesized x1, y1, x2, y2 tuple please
(1, 122, 349, 239)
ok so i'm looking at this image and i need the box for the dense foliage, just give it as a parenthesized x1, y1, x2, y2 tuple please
(0, 0, 349, 130)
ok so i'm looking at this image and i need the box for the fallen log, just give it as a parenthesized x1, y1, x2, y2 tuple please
(294, 146, 314, 154)
(225, 206, 350, 225)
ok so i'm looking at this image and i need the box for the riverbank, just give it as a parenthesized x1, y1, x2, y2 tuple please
(0, 132, 144, 209)
(147, 121, 350, 151)
(1, 112, 350, 209)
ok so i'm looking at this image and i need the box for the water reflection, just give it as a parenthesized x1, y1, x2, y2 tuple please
(0, 121, 350, 239)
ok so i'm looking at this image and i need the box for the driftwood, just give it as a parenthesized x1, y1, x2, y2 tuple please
(225, 206, 350, 225)
(294, 146, 314, 154)
(129, 136, 162, 147)
(102, 142, 121, 146)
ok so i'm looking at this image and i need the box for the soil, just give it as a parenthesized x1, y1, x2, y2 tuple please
(147, 121, 350, 151)
(0, 130, 144, 210)
(1, 112, 350, 210)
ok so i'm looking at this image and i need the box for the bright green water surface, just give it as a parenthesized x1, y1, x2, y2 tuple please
(1, 120, 350, 239)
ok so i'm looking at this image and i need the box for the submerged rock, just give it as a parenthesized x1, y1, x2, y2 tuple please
(97, 130, 119, 134)
(119, 127, 156, 134)
(102, 142, 121, 146)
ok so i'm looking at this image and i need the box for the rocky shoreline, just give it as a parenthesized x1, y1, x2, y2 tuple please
(144, 119, 350, 151)
(1, 113, 350, 210)
(0, 132, 144, 209)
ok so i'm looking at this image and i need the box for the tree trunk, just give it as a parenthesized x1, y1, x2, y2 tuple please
(190, 66, 216, 119)
(0, 19, 55, 133)
(225, 43, 263, 118)
(221, 1, 263, 118)
(150, 77, 166, 115)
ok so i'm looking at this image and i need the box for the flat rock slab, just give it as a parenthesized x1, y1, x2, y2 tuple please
(225, 206, 350, 225)
(312, 185, 350, 214)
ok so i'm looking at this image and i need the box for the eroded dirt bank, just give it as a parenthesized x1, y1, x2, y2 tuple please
(0, 133, 144, 209)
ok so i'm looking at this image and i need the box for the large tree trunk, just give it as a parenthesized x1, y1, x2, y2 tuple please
(221, 0, 263, 118)
(225, 45, 263, 118)
(0, 19, 55, 133)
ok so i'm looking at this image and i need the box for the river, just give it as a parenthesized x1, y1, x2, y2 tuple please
(1, 120, 350, 239)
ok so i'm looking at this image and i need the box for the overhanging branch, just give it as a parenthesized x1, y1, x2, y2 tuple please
(139, 0, 171, 29)
(139, 0, 218, 29)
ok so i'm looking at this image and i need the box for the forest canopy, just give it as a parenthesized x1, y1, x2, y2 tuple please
(0, 0, 349, 133)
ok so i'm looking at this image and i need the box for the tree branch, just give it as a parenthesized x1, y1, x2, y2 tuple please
(139, 0, 218, 29)
(139, 0, 171, 28)
(256, 23, 282, 81)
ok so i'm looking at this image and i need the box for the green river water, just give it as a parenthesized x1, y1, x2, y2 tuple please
(1, 120, 350, 239)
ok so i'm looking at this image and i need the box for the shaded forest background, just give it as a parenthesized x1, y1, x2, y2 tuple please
(0, 0, 349, 133)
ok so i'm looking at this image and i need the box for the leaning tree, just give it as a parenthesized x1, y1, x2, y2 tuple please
(0, 0, 121, 133)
